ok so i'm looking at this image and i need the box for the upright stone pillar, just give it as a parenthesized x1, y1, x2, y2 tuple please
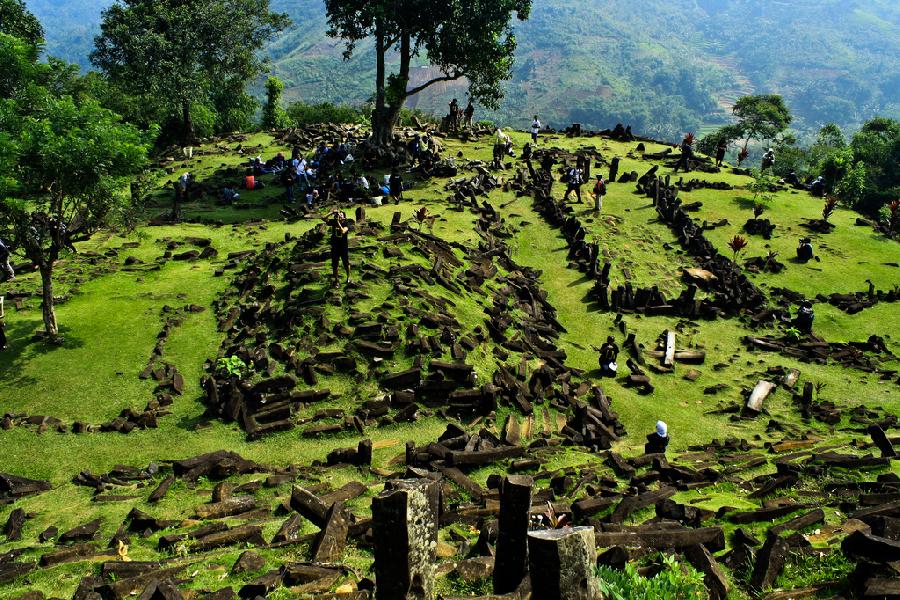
(528, 527, 599, 600)
(373, 479, 440, 600)
(493, 475, 533, 594)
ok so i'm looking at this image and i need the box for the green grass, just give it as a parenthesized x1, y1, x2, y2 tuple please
(1, 130, 898, 598)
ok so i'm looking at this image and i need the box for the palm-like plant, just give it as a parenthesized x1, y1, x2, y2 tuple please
(737, 145, 749, 166)
(728, 235, 749, 265)
(753, 203, 766, 218)
(822, 196, 838, 224)
(888, 200, 899, 235)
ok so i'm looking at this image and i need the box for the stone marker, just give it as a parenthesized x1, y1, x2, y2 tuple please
(310, 501, 350, 563)
(372, 479, 439, 600)
(493, 476, 533, 594)
(746, 380, 776, 413)
(528, 526, 599, 600)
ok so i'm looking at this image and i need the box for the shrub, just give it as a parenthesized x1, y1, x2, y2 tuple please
(286, 101, 367, 126)
(596, 555, 707, 600)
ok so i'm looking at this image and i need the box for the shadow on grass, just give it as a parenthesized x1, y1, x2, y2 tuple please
(567, 275, 592, 288)
(731, 195, 759, 211)
(0, 318, 85, 389)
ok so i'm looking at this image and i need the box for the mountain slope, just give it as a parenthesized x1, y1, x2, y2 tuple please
(26, 0, 900, 138)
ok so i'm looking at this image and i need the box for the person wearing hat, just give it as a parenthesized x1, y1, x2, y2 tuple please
(645, 421, 669, 454)
(592, 175, 607, 212)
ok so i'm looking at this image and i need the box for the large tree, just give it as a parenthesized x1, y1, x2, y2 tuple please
(325, 0, 531, 146)
(0, 0, 43, 48)
(731, 94, 793, 153)
(1, 87, 151, 339)
(91, 0, 289, 145)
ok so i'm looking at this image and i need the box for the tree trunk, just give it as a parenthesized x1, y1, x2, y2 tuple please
(371, 19, 388, 146)
(182, 99, 194, 146)
(39, 263, 58, 339)
(372, 31, 411, 147)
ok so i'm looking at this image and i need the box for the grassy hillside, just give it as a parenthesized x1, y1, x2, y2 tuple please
(27, 0, 900, 139)
(1, 126, 897, 598)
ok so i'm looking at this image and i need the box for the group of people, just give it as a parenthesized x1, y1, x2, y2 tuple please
(447, 98, 475, 132)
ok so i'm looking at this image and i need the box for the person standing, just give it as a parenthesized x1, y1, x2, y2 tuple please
(715, 139, 728, 168)
(531, 115, 542, 144)
(592, 176, 607, 212)
(761, 148, 776, 171)
(563, 164, 584, 203)
(673, 134, 694, 173)
(449, 98, 460, 131)
(389, 170, 404, 204)
(0, 238, 15, 281)
(324, 209, 351, 286)
(464, 100, 475, 128)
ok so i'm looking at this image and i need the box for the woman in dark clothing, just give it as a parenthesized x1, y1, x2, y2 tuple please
(389, 171, 403, 204)
(644, 420, 669, 454)
(324, 209, 351, 286)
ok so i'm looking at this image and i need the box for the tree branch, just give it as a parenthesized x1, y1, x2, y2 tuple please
(404, 72, 463, 99)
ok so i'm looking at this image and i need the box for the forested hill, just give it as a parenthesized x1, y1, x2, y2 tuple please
(27, 0, 900, 140)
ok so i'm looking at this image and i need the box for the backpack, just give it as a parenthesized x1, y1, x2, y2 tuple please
(594, 180, 606, 195)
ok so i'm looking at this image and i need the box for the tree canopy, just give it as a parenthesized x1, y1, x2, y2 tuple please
(325, 0, 531, 144)
(0, 0, 44, 48)
(91, 0, 289, 144)
(1, 14, 152, 340)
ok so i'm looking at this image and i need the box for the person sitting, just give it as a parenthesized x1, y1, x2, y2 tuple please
(220, 187, 240, 204)
(785, 171, 801, 187)
(794, 301, 814, 334)
(306, 188, 320, 208)
(809, 176, 825, 197)
(598, 336, 619, 377)
(797, 237, 814, 262)
(645, 421, 669, 454)
(0, 237, 15, 281)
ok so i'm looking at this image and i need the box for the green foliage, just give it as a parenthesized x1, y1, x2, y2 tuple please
(324, 0, 531, 140)
(776, 550, 854, 590)
(216, 355, 248, 378)
(849, 117, 900, 213)
(261, 76, 290, 129)
(91, 0, 289, 143)
(731, 94, 792, 146)
(596, 555, 706, 600)
(747, 169, 778, 206)
(212, 79, 258, 134)
(784, 327, 803, 343)
(0, 0, 44, 48)
(286, 101, 366, 126)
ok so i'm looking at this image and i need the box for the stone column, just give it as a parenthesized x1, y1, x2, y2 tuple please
(493, 476, 533, 594)
(373, 479, 440, 600)
(528, 526, 600, 600)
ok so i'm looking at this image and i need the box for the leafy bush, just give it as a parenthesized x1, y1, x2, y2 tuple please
(216, 356, 248, 378)
(286, 101, 367, 126)
(597, 555, 707, 600)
